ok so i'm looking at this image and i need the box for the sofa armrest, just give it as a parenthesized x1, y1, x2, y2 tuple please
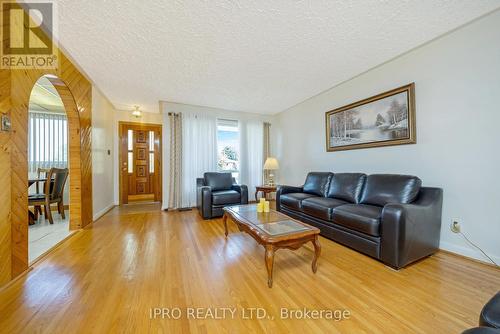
(380, 187, 443, 269)
(276, 185, 303, 211)
(232, 184, 248, 204)
(197, 178, 212, 219)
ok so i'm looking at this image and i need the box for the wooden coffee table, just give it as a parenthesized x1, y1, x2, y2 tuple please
(222, 204, 321, 288)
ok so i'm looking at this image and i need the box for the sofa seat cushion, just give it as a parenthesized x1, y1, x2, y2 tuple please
(302, 197, 348, 221)
(28, 194, 46, 200)
(332, 204, 382, 237)
(280, 193, 317, 211)
(480, 292, 500, 328)
(212, 190, 240, 205)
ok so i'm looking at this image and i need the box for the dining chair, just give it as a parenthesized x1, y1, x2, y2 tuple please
(35, 167, 51, 193)
(28, 168, 69, 224)
(33, 167, 52, 217)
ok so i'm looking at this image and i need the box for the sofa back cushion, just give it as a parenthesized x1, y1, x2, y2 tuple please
(204, 172, 233, 191)
(303, 172, 333, 196)
(327, 173, 367, 203)
(360, 174, 422, 206)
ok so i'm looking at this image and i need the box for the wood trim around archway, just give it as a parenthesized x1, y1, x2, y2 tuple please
(45, 76, 86, 230)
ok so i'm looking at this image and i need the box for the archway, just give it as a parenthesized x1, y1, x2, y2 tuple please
(25, 75, 84, 231)
(26, 75, 80, 262)
(10, 66, 93, 277)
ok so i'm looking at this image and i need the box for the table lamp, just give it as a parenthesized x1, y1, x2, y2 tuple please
(263, 157, 279, 186)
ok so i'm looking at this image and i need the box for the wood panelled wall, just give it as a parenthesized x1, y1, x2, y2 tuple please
(0, 65, 12, 286)
(0, 3, 93, 287)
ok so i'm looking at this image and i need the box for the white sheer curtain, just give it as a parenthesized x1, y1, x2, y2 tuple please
(240, 120, 263, 197)
(168, 113, 183, 209)
(28, 112, 68, 174)
(181, 112, 217, 208)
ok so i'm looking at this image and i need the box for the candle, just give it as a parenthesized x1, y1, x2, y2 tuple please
(263, 201, 270, 212)
(260, 197, 266, 204)
(257, 202, 264, 212)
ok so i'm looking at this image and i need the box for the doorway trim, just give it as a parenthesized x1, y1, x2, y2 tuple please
(118, 121, 162, 205)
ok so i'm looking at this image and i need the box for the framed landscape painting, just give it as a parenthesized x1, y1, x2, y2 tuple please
(325, 83, 416, 152)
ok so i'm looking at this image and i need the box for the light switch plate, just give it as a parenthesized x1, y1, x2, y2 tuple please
(1, 114, 11, 131)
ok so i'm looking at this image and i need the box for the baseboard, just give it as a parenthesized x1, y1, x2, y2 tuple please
(439, 241, 500, 266)
(163, 206, 195, 212)
(93, 203, 116, 222)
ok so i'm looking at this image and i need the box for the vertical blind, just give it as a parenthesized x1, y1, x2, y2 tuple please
(28, 112, 68, 173)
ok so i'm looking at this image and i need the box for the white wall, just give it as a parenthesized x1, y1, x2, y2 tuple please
(272, 10, 500, 264)
(91, 86, 116, 220)
(161, 102, 273, 210)
(112, 110, 163, 205)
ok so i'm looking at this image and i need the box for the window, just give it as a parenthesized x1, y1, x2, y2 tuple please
(149, 130, 155, 173)
(217, 119, 240, 181)
(127, 129, 133, 173)
(28, 112, 68, 173)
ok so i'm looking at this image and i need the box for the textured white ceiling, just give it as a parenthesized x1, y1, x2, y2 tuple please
(54, 0, 500, 114)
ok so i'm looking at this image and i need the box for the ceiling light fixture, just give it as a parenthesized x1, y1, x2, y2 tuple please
(132, 105, 142, 118)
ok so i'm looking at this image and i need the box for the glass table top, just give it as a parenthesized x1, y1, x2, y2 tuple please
(225, 205, 314, 236)
(255, 220, 310, 236)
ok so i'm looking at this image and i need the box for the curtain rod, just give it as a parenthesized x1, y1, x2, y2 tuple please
(167, 112, 271, 126)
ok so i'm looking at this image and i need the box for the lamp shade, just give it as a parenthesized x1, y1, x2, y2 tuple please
(263, 157, 279, 170)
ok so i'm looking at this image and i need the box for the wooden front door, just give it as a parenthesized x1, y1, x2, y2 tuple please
(119, 122, 162, 204)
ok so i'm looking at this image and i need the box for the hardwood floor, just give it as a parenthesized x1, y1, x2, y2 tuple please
(0, 204, 498, 333)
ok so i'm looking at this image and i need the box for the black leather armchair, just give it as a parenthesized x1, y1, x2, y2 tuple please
(462, 292, 500, 334)
(197, 172, 248, 219)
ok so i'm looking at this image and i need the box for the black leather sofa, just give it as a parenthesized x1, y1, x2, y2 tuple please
(276, 172, 443, 269)
(197, 172, 248, 219)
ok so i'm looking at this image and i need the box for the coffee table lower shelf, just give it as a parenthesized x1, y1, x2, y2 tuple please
(222, 207, 321, 288)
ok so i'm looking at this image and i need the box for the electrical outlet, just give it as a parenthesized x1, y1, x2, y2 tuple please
(450, 219, 461, 233)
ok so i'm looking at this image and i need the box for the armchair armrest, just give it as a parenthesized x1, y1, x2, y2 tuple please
(197, 178, 212, 219)
(276, 185, 304, 211)
(380, 187, 443, 269)
(196, 178, 205, 188)
(231, 184, 248, 204)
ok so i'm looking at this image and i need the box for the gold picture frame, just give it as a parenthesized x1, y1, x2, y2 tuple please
(325, 83, 416, 152)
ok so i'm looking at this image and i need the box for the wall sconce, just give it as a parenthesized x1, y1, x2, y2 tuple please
(132, 105, 142, 118)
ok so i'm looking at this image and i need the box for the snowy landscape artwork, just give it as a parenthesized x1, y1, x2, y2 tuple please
(326, 83, 416, 151)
